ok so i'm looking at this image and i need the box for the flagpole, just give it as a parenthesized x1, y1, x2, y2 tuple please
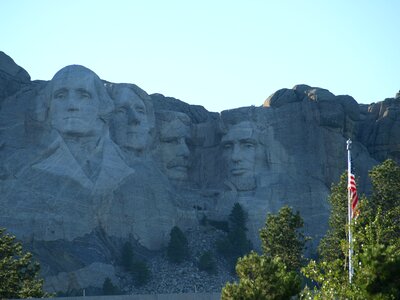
(346, 139, 353, 283)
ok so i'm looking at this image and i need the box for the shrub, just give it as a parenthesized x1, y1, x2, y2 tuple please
(102, 277, 120, 295)
(167, 226, 189, 263)
(131, 260, 151, 287)
(198, 251, 217, 274)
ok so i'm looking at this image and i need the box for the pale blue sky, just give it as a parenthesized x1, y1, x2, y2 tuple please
(1, 0, 399, 112)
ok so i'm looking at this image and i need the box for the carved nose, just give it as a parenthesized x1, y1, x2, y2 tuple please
(128, 109, 140, 125)
(231, 145, 242, 162)
(177, 139, 189, 157)
(66, 96, 79, 112)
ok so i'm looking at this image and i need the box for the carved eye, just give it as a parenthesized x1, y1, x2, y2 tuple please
(117, 106, 128, 114)
(243, 143, 255, 149)
(223, 143, 233, 150)
(135, 105, 146, 114)
(164, 138, 179, 145)
(54, 91, 66, 99)
(79, 91, 91, 99)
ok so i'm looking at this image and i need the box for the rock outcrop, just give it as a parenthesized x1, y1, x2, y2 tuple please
(0, 51, 397, 293)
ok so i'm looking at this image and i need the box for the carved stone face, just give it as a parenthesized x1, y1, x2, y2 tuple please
(221, 122, 259, 190)
(49, 68, 102, 138)
(110, 87, 150, 152)
(158, 118, 191, 181)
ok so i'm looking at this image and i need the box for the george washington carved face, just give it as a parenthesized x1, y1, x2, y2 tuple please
(49, 65, 113, 138)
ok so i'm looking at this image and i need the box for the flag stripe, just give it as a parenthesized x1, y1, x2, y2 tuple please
(348, 173, 359, 218)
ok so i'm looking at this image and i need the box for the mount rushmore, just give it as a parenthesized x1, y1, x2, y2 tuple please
(0, 51, 399, 292)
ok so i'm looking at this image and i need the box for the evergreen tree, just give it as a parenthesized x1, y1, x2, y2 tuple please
(302, 160, 400, 299)
(222, 205, 306, 299)
(131, 260, 151, 287)
(229, 202, 247, 230)
(120, 241, 134, 271)
(167, 226, 189, 263)
(216, 203, 252, 267)
(369, 159, 400, 219)
(102, 277, 120, 295)
(0, 228, 47, 299)
(198, 251, 217, 274)
(222, 252, 301, 300)
(260, 205, 308, 271)
(317, 172, 348, 262)
(120, 241, 151, 286)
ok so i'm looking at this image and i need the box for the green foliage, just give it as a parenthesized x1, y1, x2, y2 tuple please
(167, 226, 189, 263)
(222, 251, 301, 300)
(229, 202, 247, 230)
(369, 159, 400, 213)
(121, 241, 134, 271)
(131, 260, 151, 287)
(119, 241, 151, 286)
(216, 203, 252, 267)
(0, 228, 47, 299)
(302, 210, 400, 299)
(260, 205, 308, 271)
(222, 205, 306, 299)
(302, 159, 400, 299)
(102, 277, 120, 295)
(198, 251, 217, 274)
(317, 173, 348, 262)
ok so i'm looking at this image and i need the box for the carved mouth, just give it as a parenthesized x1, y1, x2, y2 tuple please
(172, 166, 188, 172)
(63, 116, 82, 120)
(230, 168, 249, 175)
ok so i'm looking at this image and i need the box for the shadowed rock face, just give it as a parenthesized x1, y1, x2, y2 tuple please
(358, 98, 400, 164)
(0, 53, 397, 292)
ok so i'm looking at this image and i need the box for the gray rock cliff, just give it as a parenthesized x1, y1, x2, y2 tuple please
(0, 52, 397, 293)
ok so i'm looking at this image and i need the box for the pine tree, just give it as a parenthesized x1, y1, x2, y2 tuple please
(317, 172, 348, 263)
(0, 228, 47, 299)
(167, 226, 189, 263)
(131, 260, 151, 286)
(120, 241, 134, 271)
(260, 205, 307, 271)
(222, 205, 306, 299)
(198, 251, 217, 274)
(302, 160, 400, 299)
(102, 277, 120, 295)
(216, 203, 252, 267)
(222, 252, 301, 300)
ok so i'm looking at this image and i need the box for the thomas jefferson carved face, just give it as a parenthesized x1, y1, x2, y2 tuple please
(49, 66, 106, 138)
(110, 86, 151, 153)
(221, 121, 260, 191)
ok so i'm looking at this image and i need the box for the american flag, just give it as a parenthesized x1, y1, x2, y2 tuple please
(348, 173, 359, 218)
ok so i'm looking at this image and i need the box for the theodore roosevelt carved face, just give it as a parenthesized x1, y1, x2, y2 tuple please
(156, 111, 191, 181)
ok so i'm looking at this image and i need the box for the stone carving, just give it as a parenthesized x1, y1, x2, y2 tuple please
(155, 110, 192, 182)
(108, 83, 155, 160)
(221, 121, 266, 192)
(37, 65, 134, 193)
(0, 52, 398, 293)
